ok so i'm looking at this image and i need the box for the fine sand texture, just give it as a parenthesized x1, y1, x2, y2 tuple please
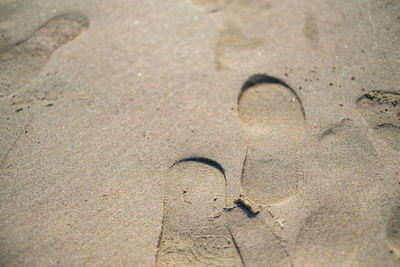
(1, 0, 400, 266)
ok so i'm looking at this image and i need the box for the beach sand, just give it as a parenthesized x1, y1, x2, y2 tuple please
(1, 0, 399, 266)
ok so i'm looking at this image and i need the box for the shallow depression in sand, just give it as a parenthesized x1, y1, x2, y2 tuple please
(0, 13, 88, 97)
(156, 159, 242, 267)
(237, 75, 305, 206)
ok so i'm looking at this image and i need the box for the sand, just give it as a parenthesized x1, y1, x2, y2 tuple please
(0, 0, 399, 266)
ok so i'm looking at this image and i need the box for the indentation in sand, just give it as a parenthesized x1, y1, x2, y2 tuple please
(224, 74, 303, 266)
(0, 13, 88, 97)
(294, 208, 360, 266)
(357, 91, 400, 151)
(237, 74, 305, 206)
(189, 0, 272, 70)
(318, 118, 378, 181)
(156, 158, 242, 267)
(293, 118, 380, 265)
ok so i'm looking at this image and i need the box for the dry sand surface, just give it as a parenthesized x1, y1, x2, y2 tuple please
(0, 0, 400, 266)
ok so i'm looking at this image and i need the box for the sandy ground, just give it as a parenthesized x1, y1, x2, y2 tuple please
(0, 0, 400, 266)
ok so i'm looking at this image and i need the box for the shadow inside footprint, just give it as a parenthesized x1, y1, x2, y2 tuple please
(156, 158, 242, 267)
(0, 13, 88, 96)
(357, 91, 400, 151)
(237, 74, 305, 206)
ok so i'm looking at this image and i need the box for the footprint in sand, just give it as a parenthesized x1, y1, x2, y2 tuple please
(0, 13, 88, 97)
(236, 74, 305, 207)
(156, 158, 243, 267)
(293, 119, 379, 266)
(317, 118, 378, 184)
(357, 91, 400, 151)
(189, 0, 273, 70)
(294, 208, 360, 266)
(226, 74, 305, 266)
